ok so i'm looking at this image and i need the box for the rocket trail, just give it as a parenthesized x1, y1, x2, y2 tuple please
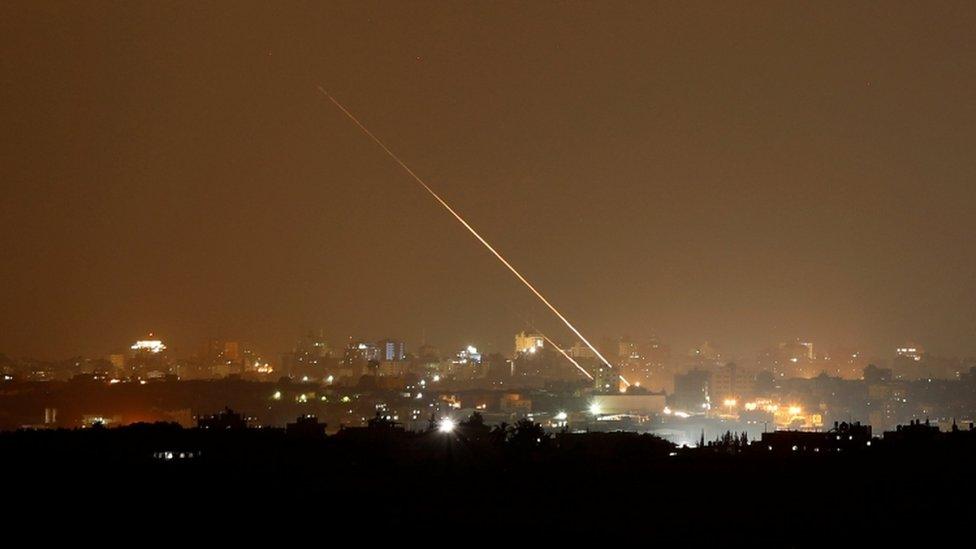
(537, 332, 593, 381)
(511, 308, 594, 380)
(318, 87, 628, 386)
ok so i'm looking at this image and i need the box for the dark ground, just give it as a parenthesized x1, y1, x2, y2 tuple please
(1, 424, 971, 543)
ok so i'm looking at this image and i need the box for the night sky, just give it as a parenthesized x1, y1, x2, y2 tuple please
(2, 2, 975, 360)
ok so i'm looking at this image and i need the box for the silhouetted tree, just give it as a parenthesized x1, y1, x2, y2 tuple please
(461, 411, 485, 429)
(490, 422, 509, 446)
(508, 418, 549, 453)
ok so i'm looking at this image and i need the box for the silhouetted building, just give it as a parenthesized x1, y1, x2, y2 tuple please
(286, 414, 327, 439)
(883, 419, 940, 444)
(761, 421, 872, 454)
(197, 407, 248, 430)
(672, 369, 711, 411)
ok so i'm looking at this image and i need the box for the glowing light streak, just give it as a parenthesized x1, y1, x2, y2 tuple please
(536, 331, 593, 381)
(320, 88, 626, 386)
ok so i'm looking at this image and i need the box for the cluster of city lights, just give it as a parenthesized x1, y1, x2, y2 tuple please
(131, 339, 166, 353)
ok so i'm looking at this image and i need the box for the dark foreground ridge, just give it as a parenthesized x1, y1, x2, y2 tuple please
(3, 410, 975, 538)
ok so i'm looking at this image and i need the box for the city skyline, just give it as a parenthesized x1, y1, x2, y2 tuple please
(3, 3, 975, 361)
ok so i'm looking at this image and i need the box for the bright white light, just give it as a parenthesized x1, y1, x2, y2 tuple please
(466, 345, 477, 355)
(437, 417, 456, 433)
(432, 375, 441, 382)
(588, 403, 601, 415)
(554, 411, 568, 421)
(131, 340, 166, 353)
(674, 411, 690, 418)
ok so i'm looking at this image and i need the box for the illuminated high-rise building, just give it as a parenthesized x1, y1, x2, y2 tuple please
(127, 333, 172, 378)
(131, 335, 166, 354)
(376, 338, 406, 361)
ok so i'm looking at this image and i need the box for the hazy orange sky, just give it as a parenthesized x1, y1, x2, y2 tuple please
(2, 2, 974, 360)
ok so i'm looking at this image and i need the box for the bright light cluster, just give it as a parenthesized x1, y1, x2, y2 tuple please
(131, 339, 166, 353)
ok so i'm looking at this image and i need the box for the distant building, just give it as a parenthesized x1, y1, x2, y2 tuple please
(282, 331, 335, 380)
(710, 363, 754, 403)
(454, 345, 482, 365)
(590, 393, 666, 415)
(895, 343, 924, 362)
(342, 340, 378, 363)
(286, 415, 327, 439)
(376, 338, 406, 361)
(863, 364, 892, 383)
(761, 421, 871, 453)
(451, 345, 485, 379)
(882, 418, 939, 443)
(593, 362, 619, 393)
(131, 337, 166, 354)
(672, 369, 712, 412)
(568, 341, 596, 359)
(617, 338, 641, 360)
(127, 333, 172, 378)
(207, 339, 255, 378)
(82, 414, 121, 428)
(197, 408, 248, 430)
(514, 331, 544, 356)
(376, 360, 408, 377)
(484, 353, 513, 382)
(756, 340, 817, 379)
(500, 393, 532, 416)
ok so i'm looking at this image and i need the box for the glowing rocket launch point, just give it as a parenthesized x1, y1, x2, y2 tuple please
(319, 87, 629, 387)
